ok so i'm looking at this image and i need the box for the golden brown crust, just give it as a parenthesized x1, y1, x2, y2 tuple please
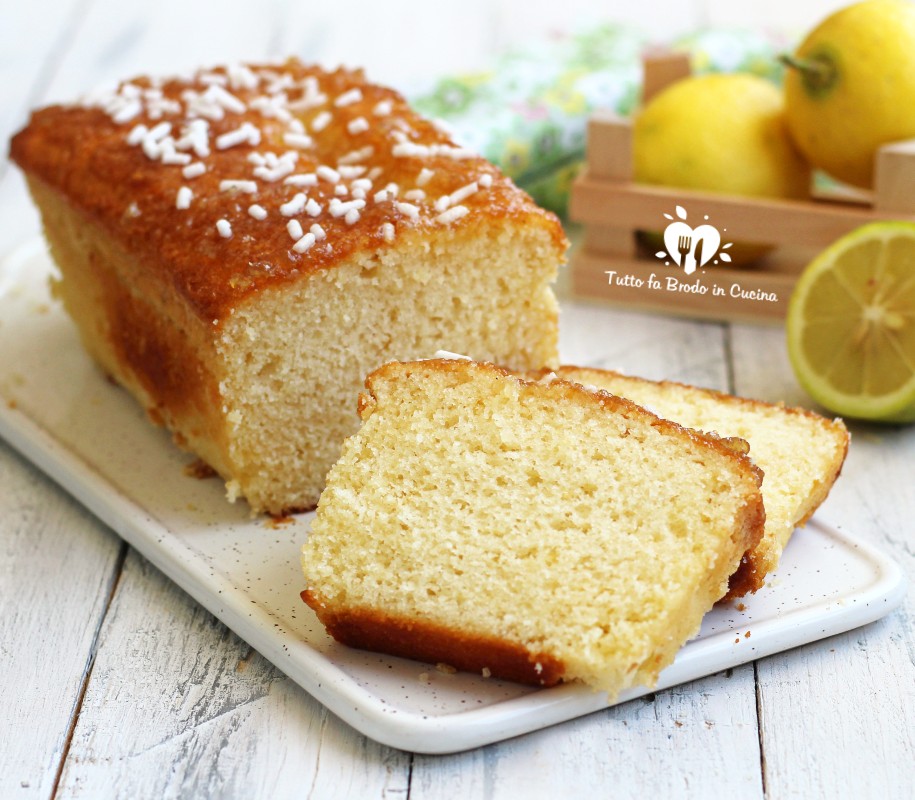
(9, 60, 566, 324)
(301, 589, 567, 687)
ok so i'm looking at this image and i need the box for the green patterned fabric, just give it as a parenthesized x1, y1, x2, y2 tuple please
(411, 25, 788, 216)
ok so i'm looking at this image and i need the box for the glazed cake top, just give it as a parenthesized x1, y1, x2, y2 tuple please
(10, 59, 564, 321)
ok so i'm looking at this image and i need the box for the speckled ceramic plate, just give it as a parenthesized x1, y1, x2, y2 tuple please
(0, 240, 906, 753)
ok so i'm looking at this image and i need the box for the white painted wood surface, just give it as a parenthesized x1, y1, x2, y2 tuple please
(1, 1, 912, 798)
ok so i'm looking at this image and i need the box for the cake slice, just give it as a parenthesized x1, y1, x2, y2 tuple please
(301, 359, 764, 695)
(9, 60, 564, 515)
(535, 366, 849, 598)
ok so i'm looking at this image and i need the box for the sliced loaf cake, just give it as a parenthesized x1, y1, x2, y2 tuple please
(537, 366, 849, 598)
(301, 359, 765, 695)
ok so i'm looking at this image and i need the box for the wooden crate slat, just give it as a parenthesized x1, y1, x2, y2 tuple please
(570, 173, 911, 248)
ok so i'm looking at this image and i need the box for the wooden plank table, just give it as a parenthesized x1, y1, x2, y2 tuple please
(1, 2, 912, 797)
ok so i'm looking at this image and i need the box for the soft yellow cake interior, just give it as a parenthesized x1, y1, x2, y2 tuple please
(545, 367, 849, 597)
(302, 359, 764, 695)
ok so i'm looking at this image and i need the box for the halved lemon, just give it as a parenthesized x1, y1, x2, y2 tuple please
(786, 221, 915, 423)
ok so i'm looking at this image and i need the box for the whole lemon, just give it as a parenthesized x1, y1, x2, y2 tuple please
(634, 73, 810, 265)
(783, 0, 915, 189)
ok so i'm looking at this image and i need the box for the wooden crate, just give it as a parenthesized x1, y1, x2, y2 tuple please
(568, 54, 915, 323)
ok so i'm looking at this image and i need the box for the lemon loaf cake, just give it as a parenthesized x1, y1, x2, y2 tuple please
(301, 359, 765, 694)
(536, 367, 849, 598)
(9, 60, 564, 514)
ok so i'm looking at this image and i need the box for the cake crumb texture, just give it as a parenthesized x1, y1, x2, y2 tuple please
(540, 367, 849, 598)
(302, 359, 765, 696)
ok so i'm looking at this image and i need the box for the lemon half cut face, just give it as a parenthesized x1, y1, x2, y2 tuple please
(787, 222, 915, 424)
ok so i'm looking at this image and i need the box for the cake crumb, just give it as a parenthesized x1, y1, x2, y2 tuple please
(418, 672, 430, 684)
(265, 514, 296, 529)
(481, 667, 491, 678)
(435, 662, 457, 674)
(183, 458, 217, 479)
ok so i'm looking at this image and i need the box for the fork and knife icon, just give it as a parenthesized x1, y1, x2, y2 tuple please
(677, 235, 703, 275)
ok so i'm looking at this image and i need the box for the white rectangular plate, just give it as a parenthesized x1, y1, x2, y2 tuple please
(0, 240, 906, 754)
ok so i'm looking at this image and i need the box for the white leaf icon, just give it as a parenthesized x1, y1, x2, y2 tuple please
(655, 251, 667, 258)
(676, 205, 687, 220)
(720, 252, 732, 263)
(723, 242, 733, 249)
(663, 213, 674, 220)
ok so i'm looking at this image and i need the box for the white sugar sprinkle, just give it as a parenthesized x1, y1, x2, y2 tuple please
(334, 88, 363, 107)
(337, 165, 367, 179)
(416, 167, 435, 187)
(293, 232, 316, 253)
(248, 204, 268, 220)
(311, 111, 332, 132)
(176, 119, 210, 158)
(431, 117, 455, 136)
(382, 222, 395, 241)
(288, 82, 328, 111)
(392, 141, 475, 160)
(216, 219, 233, 238)
(280, 193, 308, 216)
(316, 165, 340, 183)
(287, 219, 304, 240)
(284, 173, 318, 187)
(227, 64, 260, 91)
(183, 162, 206, 179)
(479, 173, 493, 188)
(394, 201, 420, 220)
(404, 189, 426, 202)
(334, 184, 348, 196)
(373, 100, 393, 116)
(143, 121, 171, 148)
(310, 223, 326, 240)
(351, 177, 373, 191)
(162, 150, 192, 165)
(112, 99, 143, 124)
(451, 180, 479, 204)
(347, 116, 369, 135)
(204, 84, 247, 114)
(182, 88, 226, 121)
(305, 198, 323, 217)
(253, 152, 298, 181)
(283, 132, 314, 149)
(215, 122, 261, 150)
(329, 198, 366, 218)
(436, 205, 469, 224)
(345, 209, 361, 225)
(127, 124, 148, 145)
(374, 190, 389, 203)
(249, 93, 292, 122)
(337, 146, 374, 165)
(265, 73, 294, 94)
(220, 179, 258, 194)
(352, 188, 367, 200)
(199, 72, 228, 87)
(175, 186, 193, 210)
